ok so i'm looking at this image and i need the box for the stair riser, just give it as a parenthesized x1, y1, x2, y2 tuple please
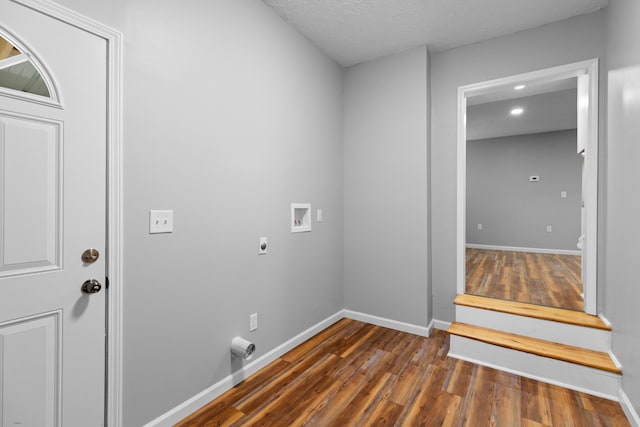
(455, 305, 611, 352)
(449, 335, 621, 400)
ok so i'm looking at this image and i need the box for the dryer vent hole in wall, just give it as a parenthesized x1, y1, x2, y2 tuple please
(529, 176, 540, 182)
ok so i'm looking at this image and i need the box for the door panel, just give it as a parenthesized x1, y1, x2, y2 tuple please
(0, 311, 61, 427)
(0, 1, 107, 425)
(0, 112, 61, 275)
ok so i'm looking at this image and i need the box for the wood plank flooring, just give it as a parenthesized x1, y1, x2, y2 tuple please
(175, 319, 629, 427)
(466, 248, 583, 312)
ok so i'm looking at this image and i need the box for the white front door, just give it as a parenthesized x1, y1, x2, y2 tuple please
(0, 2, 107, 426)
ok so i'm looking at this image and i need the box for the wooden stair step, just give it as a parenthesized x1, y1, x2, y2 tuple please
(454, 294, 611, 331)
(447, 322, 621, 374)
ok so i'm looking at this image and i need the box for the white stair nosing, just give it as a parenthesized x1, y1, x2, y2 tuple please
(455, 305, 611, 352)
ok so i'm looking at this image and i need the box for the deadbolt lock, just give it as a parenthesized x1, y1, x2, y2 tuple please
(82, 248, 100, 264)
(81, 279, 102, 294)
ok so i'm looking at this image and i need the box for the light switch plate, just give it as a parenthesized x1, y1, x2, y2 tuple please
(149, 210, 174, 234)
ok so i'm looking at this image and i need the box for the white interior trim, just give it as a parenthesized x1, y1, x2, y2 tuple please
(143, 310, 346, 427)
(457, 59, 599, 315)
(466, 243, 581, 256)
(619, 388, 640, 427)
(344, 310, 430, 337)
(9, 1, 125, 426)
(431, 318, 452, 331)
(608, 351, 624, 371)
(599, 313, 613, 327)
(457, 84, 467, 297)
(581, 59, 599, 314)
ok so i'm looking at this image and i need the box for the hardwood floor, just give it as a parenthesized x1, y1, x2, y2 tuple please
(466, 248, 583, 312)
(175, 319, 629, 427)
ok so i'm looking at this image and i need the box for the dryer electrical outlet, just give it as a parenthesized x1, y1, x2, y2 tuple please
(258, 237, 268, 255)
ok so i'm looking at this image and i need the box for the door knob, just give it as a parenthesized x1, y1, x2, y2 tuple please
(81, 279, 102, 294)
(82, 248, 100, 264)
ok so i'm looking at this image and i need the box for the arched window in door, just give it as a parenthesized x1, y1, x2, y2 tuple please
(0, 31, 57, 101)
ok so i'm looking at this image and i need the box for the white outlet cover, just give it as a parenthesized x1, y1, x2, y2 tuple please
(250, 313, 258, 331)
(149, 210, 173, 234)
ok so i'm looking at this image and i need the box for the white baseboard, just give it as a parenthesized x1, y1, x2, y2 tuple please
(431, 318, 452, 331)
(466, 243, 581, 256)
(619, 388, 640, 427)
(141, 309, 629, 426)
(143, 310, 345, 427)
(343, 310, 430, 337)
(143, 310, 443, 426)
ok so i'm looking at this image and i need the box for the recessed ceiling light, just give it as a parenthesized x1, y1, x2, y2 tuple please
(514, 85, 526, 90)
(511, 107, 524, 115)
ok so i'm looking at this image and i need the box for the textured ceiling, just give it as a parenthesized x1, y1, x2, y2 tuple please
(263, 0, 608, 66)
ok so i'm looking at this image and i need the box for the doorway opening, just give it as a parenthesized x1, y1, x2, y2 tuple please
(456, 59, 599, 314)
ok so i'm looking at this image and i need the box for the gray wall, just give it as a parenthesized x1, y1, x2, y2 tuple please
(467, 130, 582, 251)
(54, 1, 344, 425)
(431, 11, 605, 323)
(604, 0, 640, 417)
(35, 0, 640, 422)
(343, 47, 430, 327)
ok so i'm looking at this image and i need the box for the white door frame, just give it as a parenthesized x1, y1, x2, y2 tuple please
(9, 0, 124, 425)
(456, 59, 599, 314)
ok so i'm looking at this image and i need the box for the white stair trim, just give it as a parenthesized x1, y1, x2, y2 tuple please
(455, 305, 611, 352)
(449, 335, 621, 401)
